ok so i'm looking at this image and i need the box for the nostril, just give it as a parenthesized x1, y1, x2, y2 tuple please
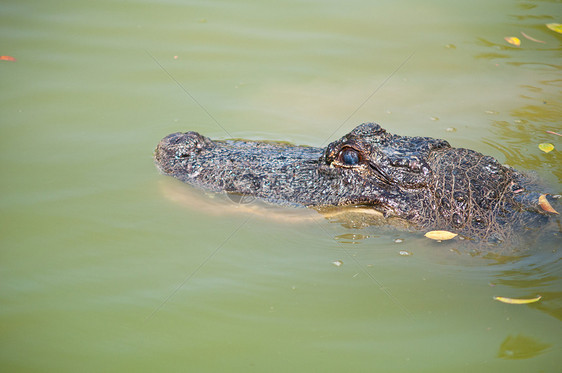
(169, 135, 185, 145)
(157, 132, 201, 152)
(161, 132, 189, 146)
(155, 131, 214, 166)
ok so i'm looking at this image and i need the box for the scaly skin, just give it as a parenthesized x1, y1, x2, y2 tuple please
(155, 123, 559, 245)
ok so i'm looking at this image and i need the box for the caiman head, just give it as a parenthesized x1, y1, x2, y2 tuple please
(154, 123, 451, 223)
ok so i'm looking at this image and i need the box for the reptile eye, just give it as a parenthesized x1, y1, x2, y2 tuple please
(341, 148, 360, 166)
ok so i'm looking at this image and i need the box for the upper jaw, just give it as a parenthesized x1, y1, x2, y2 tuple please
(153, 126, 418, 213)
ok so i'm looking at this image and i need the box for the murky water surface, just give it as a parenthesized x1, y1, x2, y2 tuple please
(1, 0, 561, 372)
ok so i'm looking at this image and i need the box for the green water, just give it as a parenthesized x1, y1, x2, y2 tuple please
(1, 0, 561, 372)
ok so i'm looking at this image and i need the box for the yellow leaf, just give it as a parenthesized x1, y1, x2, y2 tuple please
(504, 36, 521, 46)
(424, 230, 458, 240)
(493, 295, 542, 304)
(546, 23, 562, 34)
(539, 194, 559, 214)
(538, 143, 554, 153)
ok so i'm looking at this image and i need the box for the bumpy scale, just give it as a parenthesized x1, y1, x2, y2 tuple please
(155, 123, 559, 245)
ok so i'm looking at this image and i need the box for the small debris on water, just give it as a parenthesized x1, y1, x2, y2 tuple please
(504, 36, 521, 47)
(538, 143, 554, 153)
(493, 295, 542, 305)
(399, 250, 412, 256)
(424, 230, 458, 240)
(546, 23, 562, 34)
(520, 31, 545, 44)
(394, 238, 404, 244)
(430, 116, 439, 121)
(445, 127, 456, 132)
(484, 110, 498, 115)
(539, 194, 559, 214)
(444, 44, 456, 49)
(332, 260, 343, 267)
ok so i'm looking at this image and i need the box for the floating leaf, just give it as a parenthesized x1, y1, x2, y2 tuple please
(546, 23, 562, 34)
(504, 36, 521, 46)
(493, 295, 542, 304)
(0, 55, 16, 61)
(538, 143, 554, 153)
(520, 31, 546, 44)
(539, 194, 559, 214)
(424, 230, 458, 240)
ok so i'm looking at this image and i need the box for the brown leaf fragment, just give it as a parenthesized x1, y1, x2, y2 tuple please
(539, 194, 559, 214)
(520, 31, 546, 43)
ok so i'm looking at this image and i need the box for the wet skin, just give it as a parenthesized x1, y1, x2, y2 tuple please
(155, 123, 559, 245)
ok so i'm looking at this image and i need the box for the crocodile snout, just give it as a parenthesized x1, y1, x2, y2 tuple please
(154, 131, 214, 175)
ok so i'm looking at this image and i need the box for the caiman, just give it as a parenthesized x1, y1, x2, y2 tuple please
(154, 123, 559, 246)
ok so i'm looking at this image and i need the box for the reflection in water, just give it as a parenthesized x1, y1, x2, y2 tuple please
(530, 291, 562, 321)
(512, 91, 562, 124)
(498, 334, 551, 359)
(475, 37, 521, 58)
(492, 255, 562, 320)
(482, 252, 532, 265)
(484, 78, 561, 182)
(334, 233, 370, 244)
(474, 52, 510, 59)
(507, 61, 561, 70)
(485, 118, 562, 183)
(474, 7, 561, 186)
